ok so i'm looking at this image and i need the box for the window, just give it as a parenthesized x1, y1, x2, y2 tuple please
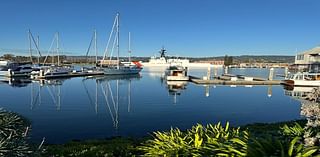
(296, 55, 304, 60)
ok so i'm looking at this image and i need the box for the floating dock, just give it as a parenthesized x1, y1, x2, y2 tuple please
(189, 76, 281, 85)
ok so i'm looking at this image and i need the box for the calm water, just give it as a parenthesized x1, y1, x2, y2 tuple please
(0, 67, 301, 144)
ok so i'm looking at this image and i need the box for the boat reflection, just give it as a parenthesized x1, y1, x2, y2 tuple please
(165, 80, 188, 104)
(284, 86, 315, 100)
(30, 79, 66, 110)
(283, 85, 320, 146)
(0, 77, 32, 87)
(83, 74, 141, 129)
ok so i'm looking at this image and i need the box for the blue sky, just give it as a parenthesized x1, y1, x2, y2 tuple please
(0, 0, 320, 57)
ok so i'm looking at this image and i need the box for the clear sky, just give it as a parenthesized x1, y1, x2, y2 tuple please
(0, 0, 320, 57)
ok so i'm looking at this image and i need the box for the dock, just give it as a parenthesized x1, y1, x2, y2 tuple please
(189, 76, 281, 85)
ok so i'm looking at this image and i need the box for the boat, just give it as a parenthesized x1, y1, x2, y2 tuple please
(141, 47, 218, 68)
(165, 65, 189, 81)
(100, 13, 142, 75)
(0, 60, 33, 77)
(282, 72, 320, 86)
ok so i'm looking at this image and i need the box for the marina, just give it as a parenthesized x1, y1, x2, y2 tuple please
(1, 1, 320, 156)
(0, 67, 302, 144)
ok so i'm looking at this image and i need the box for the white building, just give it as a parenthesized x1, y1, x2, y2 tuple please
(291, 47, 320, 72)
(295, 47, 320, 64)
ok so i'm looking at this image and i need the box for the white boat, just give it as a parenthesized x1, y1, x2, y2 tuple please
(141, 47, 218, 68)
(282, 72, 320, 86)
(165, 65, 189, 81)
(0, 60, 32, 77)
(100, 13, 142, 75)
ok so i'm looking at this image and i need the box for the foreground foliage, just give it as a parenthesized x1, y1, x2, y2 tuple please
(35, 120, 320, 156)
(139, 122, 320, 157)
(42, 138, 140, 157)
(0, 108, 32, 157)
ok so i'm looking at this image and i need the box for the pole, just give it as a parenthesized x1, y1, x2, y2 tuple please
(28, 30, 33, 63)
(116, 13, 120, 69)
(57, 32, 60, 66)
(128, 32, 131, 62)
(37, 35, 40, 64)
(94, 29, 98, 65)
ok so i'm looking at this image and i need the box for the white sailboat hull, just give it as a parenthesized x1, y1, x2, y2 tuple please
(103, 67, 142, 75)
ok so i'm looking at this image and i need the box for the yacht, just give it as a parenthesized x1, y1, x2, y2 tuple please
(165, 65, 189, 81)
(282, 72, 320, 86)
(0, 60, 32, 77)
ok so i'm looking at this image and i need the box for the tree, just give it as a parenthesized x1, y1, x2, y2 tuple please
(2, 54, 14, 60)
(224, 55, 233, 66)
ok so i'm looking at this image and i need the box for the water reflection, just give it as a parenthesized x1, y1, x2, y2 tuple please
(30, 79, 67, 110)
(93, 74, 141, 129)
(284, 86, 320, 146)
(0, 68, 303, 144)
(165, 81, 188, 104)
(0, 77, 32, 87)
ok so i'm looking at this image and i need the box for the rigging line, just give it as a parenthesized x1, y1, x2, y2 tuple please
(85, 32, 94, 63)
(102, 14, 118, 66)
(82, 80, 95, 110)
(100, 83, 115, 124)
(107, 82, 117, 111)
(46, 86, 57, 106)
(29, 30, 43, 58)
(109, 32, 118, 61)
(43, 35, 56, 65)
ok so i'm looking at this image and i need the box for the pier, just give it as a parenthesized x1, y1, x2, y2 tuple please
(189, 76, 281, 85)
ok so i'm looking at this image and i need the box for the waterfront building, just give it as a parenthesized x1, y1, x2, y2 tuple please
(290, 47, 320, 72)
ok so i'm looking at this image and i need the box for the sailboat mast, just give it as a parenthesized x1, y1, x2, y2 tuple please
(56, 32, 60, 66)
(116, 13, 120, 69)
(94, 29, 98, 64)
(28, 29, 33, 63)
(128, 32, 131, 62)
(37, 35, 40, 64)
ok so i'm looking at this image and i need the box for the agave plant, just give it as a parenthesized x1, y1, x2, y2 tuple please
(0, 108, 32, 157)
(281, 122, 304, 137)
(138, 122, 249, 156)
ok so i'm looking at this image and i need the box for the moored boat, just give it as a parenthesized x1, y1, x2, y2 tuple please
(282, 72, 320, 86)
(165, 65, 189, 81)
(0, 60, 32, 77)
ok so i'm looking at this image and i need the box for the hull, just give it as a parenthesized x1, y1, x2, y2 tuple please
(103, 67, 142, 75)
(141, 62, 222, 68)
(282, 79, 320, 87)
(166, 76, 189, 81)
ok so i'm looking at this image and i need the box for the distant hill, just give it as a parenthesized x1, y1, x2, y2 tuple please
(0, 53, 295, 64)
(188, 55, 295, 63)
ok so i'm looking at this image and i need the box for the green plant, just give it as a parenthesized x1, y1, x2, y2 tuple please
(0, 108, 32, 157)
(247, 136, 319, 157)
(281, 122, 304, 137)
(138, 122, 249, 156)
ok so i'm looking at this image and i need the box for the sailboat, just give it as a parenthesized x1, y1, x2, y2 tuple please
(100, 13, 142, 75)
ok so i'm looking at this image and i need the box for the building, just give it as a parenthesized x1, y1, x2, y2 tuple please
(290, 46, 320, 72)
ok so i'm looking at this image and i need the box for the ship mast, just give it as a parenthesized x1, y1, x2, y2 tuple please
(94, 29, 98, 64)
(128, 32, 131, 62)
(116, 13, 120, 69)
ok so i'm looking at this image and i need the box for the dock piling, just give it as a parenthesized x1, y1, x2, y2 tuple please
(268, 68, 274, 80)
(284, 67, 288, 78)
(207, 67, 211, 80)
(224, 66, 228, 74)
